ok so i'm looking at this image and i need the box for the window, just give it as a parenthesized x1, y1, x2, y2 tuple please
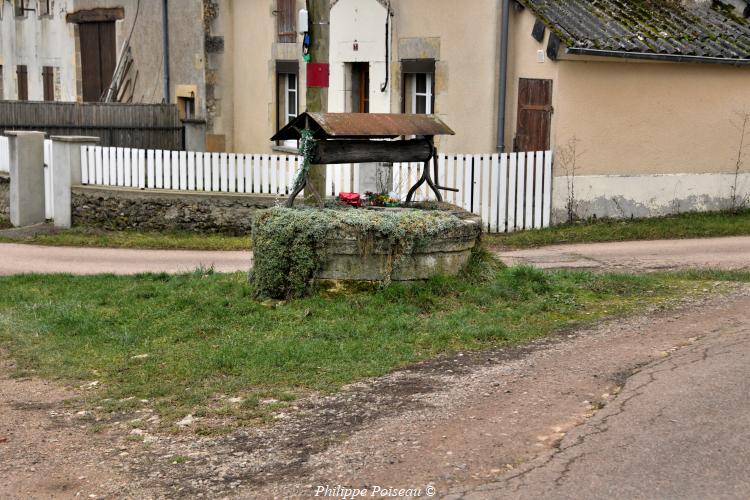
(276, 61, 299, 147)
(39, 0, 52, 16)
(15, 0, 28, 17)
(16, 65, 28, 101)
(42, 66, 54, 101)
(412, 73, 432, 114)
(177, 94, 196, 120)
(276, 0, 296, 43)
(402, 59, 435, 115)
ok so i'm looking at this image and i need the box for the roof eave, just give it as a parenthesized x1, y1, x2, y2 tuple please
(564, 47, 750, 66)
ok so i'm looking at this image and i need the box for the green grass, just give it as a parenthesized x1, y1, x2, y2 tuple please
(485, 210, 750, 249)
(0, 226, 250, 251)
(0, 253, 743, 431)
(0, 215, 10, 230)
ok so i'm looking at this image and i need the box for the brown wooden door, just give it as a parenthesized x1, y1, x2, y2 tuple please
(42, 66, 54, 101)
(79, 22, 117, 102)
(352, 63, 369, 113)
(515, 78, 553, 152)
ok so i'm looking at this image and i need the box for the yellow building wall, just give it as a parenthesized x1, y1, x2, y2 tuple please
(555, 60, 750, 175)
(389, 0, 502, 153)
(231, 0, 307, 153)
(508, 7, 750, 176)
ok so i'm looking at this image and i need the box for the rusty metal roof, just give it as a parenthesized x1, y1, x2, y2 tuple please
(271, 112, 455, 141)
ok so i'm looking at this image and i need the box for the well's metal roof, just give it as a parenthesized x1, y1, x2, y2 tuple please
(271, 112, 455, 141)
(519, 0, 750, 63)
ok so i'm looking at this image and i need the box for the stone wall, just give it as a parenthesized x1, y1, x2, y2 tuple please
(72, 185, 283, 234)
(0, 174, 9, 221)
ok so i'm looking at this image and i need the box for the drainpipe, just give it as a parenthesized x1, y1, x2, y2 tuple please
(161, 0, 171, 103)
(496, 0, 510, 152)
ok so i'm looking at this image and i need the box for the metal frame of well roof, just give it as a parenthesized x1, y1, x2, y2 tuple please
(271, 112, 455, 141)
(517, 0, 750, 65)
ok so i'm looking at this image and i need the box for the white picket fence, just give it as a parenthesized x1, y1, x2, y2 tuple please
(3, 139, 552, 233)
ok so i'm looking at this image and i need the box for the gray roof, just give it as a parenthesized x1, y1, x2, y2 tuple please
(519, 0, 750, 63)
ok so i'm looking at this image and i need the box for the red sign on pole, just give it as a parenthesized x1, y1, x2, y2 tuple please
(307, 63, 330, 88)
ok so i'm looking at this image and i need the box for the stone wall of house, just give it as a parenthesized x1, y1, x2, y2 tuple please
(0, 174, 10, 221)
(71, 185, 283, 234)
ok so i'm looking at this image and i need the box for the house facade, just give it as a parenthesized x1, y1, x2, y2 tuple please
(0, 0, 234, 151)
(3, 0, 750, 220)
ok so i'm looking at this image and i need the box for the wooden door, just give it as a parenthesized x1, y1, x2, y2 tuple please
(352, 63, 369, 113)
(515, 78, 553, 152)
(79, 22, 117, 102)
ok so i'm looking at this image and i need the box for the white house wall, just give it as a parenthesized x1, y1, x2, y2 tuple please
(0, 1, 78, 101)
(552, 172, 750, 223)
(329, 0, 390, 113)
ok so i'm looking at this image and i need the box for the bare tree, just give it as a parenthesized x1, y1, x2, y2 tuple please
(557, 137, 583, 223)
(730, 111, 750, 213)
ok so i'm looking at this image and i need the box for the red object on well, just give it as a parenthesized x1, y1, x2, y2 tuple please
(339, 192, 361, 207)
(307, 63, 330, 88)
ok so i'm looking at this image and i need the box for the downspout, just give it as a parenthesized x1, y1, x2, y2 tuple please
(380, 1, 391, 92)
(161, 0, 171, 103)
(496, 0, 510, 152)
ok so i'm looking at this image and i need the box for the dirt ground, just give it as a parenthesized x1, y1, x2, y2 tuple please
(1, 286, 748, 499)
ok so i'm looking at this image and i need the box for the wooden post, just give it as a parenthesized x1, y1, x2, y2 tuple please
(305, 0, 329, 206)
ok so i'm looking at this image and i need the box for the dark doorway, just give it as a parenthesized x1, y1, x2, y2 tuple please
(79, 21, 117, 102)
(515, 78, 553, 152)
(351, 63, 369, 113)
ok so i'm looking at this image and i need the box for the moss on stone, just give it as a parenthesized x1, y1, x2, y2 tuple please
(249, 207, 469, 299)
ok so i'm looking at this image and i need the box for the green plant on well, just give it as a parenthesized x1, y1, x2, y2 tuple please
(249, 207, 467, 299)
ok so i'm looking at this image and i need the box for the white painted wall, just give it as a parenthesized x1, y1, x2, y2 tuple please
(328, 0, 390, 113)
(0, 0, 78, 101)
(552, 172, 750, 223)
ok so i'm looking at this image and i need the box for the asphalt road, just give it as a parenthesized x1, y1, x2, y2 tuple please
(451, 296, 750, 499)
(0, 243, 251, 275)
(496, 235, 750, 272)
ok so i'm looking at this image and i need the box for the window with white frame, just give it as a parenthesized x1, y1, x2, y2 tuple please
(276, 60, 299, 148)
(284, 73, 298, 125)
(412, 73, 432, 114)
(402, 59, 435, 115)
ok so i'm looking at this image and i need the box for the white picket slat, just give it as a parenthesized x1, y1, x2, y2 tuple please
(525, 152, 535, 230)
(179, 151, 188, 190)
(534, 151, 544, 229)
(542, 151, 553, 228)
(137, 149, 146, 189)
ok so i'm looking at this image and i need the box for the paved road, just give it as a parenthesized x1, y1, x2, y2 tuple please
(453, 295, 750, 499)
(496, 236, 750, 272)
(0, 243, 251, 275)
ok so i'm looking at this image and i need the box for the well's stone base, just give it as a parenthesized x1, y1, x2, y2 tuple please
(317, 208, 482, 282)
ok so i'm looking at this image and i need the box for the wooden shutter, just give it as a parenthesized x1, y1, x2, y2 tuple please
(79, 22, 117, 102)
(515, 78, 553, 152)
(16, 65, 28, 101)
(277, 0, 296, 43)
(42, 66, 55, 101)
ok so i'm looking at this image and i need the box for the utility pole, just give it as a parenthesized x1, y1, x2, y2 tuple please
(305, 0, 329, 205)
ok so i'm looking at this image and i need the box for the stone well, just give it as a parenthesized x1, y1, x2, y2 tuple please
(316, 207, 483, 282)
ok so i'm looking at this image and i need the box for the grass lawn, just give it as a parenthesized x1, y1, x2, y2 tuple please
(0, 252, 745, 433)
(0, 226, 250, 251)
(485, 210, 750, 249)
